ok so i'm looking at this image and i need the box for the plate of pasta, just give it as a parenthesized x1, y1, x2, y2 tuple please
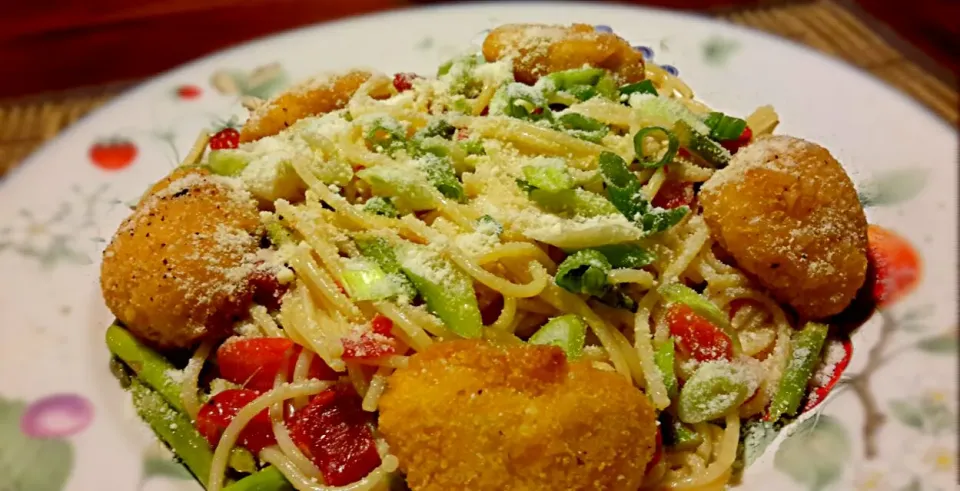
(0, 2, 956, 491)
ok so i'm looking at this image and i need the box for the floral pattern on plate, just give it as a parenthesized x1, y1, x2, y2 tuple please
(0, 5, 955, 491)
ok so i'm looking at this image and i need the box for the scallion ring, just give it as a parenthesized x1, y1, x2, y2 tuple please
(633, 126, 679, 169)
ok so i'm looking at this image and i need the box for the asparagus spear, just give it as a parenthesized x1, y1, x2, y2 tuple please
(767, 322, 829, 421)
(223, 466, 294, 491)
(653, 338, 678, 400)
(106, 323, 184, 412)
(108, 323, 257, 474)
(130, 379, 213, 483)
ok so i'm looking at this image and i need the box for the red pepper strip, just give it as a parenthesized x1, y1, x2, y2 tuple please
(289, 385, 382, 486)
(802, 337, 853, 413)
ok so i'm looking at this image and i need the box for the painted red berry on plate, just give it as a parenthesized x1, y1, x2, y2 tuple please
(209, 128, 240, 150)
(866, 224, 921, 307)
(89, 139, 137, 171)
(176, 85, 202, 100)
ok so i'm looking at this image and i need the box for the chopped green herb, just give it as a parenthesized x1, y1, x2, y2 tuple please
(555, 249, 612, 297)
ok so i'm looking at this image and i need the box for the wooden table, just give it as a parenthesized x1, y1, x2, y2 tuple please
(1, 0, 956, 175)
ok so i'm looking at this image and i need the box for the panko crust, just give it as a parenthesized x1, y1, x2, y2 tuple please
(483, 23, 645, 85)
(100, 168, 261, 348)
(239, 69, 391, 143)
(700, 136, 868, 319)
(378, 340, 657, 491)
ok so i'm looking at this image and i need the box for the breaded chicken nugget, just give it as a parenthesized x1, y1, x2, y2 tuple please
(700, 136, 868, 319)
(240, 70, 391, 143)
(101, 168, 261, 348)
(378, 340, 657, 491)
(483, 23, 645, 85)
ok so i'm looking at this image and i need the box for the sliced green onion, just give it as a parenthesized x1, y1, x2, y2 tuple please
(598, 151, 645, 221)
(355, 235, 418, 300)
(595, 75, 619, 100)
(356, 165, 439, 212)
(340, 258, 407, 301)
(597, 286, 638, 312)
(265, 221, 296, 246)
(529, 314, 588, 359)
(586, 243, 656, 268)
(768, 322, 829, 421)
(559, 113, 607, 132)
(558, 113, 609, 143)
(459, 139, 485, 156)
(521, 159, 576, 192)
(528, 188, 618, 217)
(490, 83, 550, 121)
(654, 338, 679, 399)
(658, 412, 702, 450)
(355, 236, 403, 274)
(363, 197, 399, 218)
(673, 120, 731, 168)
(416, 154, 464, 202)
(704, 112, 747, 141)
(477, 215, 503, 235)
(638, 206, 689, 235)
(416, 119, 457, 140)
(365, 118, 407, 155)
(619, 80, 658, 98)
(555, 249, 612, 297)
(544, 67, 607, 90)
(658, 283, 741, 354)
(398, 244, 483, 338)
(207, 150, 250, 176)
(633, 126, 679, 169)
(678, 362, 753, 423)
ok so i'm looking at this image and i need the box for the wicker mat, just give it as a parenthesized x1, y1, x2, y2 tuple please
(1, 0, 956, 177)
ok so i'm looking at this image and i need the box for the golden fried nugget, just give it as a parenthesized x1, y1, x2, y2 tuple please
(483, 23, 645, 85)
(378, 340, 657, 491)
(101, 168, 261, 348)
(239, 70, 374, 143)
(700, 136, 868, 319)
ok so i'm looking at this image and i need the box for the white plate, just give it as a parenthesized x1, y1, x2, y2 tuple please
(0, 2, 955, 490)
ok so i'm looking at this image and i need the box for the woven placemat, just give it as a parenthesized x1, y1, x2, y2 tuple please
(1, 0, 956, 178)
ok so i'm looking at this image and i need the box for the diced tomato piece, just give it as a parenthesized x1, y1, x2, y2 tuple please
(217, 338, 337, 391)
(667, 304, 734, 362)
(392, 73, 419, 92)
(720, 126, 752, 154)
(677, 148, 692, 159)
(370, 314, 394, 337)
(209, 128, 240, 150)
(803, 337, 853, 412)
(341, 333, 397, 360)
(866, 224, 921, 307)
(195, 389, 276, 454)
(652, 179, 695, 209)
(289, 385, 382, 486)
(645, 427, 663, 474)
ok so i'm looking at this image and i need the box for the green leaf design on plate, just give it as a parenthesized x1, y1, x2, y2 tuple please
(0, 396, 74, 491)
(702, 36, 740, 65)
(898, 478, 921, 491)
(774, 415, 851, 491)
(741, 419, 780, 467)
(210, 63, 290, 100)
(915, 332, 958, 354)
(889, 400, 925, 429)
(857, 168, 928, 207)
(142, 454, 193, 481)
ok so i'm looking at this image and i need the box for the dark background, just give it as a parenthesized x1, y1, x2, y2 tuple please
(2, 0, 957, 98)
